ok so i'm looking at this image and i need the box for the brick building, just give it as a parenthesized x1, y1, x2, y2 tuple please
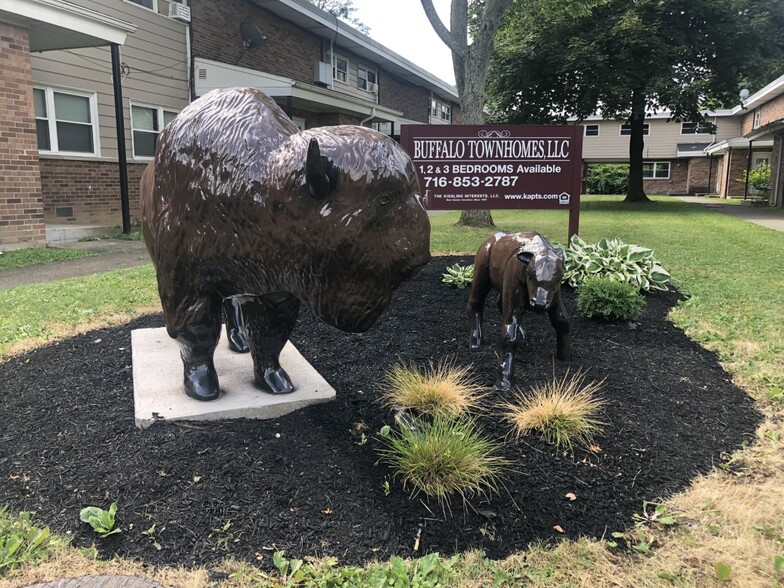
(0, 0, 459, 248)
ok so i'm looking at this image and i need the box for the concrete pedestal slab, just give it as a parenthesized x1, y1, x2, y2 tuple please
(131, 327, 335, 429)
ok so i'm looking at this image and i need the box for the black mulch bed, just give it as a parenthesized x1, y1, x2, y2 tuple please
(0, 256, 761, 569)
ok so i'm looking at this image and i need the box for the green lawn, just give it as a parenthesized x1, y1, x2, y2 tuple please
(0, 247, 93, 270)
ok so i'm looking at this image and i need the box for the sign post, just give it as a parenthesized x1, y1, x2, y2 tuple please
(400, 125, 584, 239)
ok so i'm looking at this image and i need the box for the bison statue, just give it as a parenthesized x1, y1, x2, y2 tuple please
(467, 231, 571, 390)
(140, 88, 430, 401)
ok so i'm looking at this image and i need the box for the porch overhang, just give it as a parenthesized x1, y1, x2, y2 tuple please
(0, 0, 135, 51)
(194, 58, 404, 125)
(704, 138, 774, 155)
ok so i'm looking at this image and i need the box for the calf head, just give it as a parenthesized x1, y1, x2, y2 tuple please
(517, 236, 564, 312)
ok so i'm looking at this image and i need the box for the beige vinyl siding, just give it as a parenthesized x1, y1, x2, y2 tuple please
(30, 0, 188, 162)
(582, 116, 742, 162)
(327, 49, 378, 104)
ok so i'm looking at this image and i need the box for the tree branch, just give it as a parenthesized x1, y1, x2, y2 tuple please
(420, 0, 465, 58)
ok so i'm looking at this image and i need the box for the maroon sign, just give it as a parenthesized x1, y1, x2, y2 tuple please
(400, 124, 583, 237)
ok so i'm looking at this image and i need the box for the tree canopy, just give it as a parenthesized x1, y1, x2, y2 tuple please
(487, 0, 784, 202)
(309, 0, 370, 34)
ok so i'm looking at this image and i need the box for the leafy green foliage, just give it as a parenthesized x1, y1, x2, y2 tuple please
(564, 235, 670, 292)
(0, 247, 92, 270)
(306, 0, 369, 34)
(739, 162, 772, 192)
(0, 510, 60, 576)
(79, 502, 120, 538)
(586, 164, 629, 195)
(715, 561, 732, 581)
(441, 263, 474, 288)
(576, 276, 647, 321)
(378, 416, 506, 508)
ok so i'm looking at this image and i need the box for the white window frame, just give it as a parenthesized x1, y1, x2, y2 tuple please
(123, 0, 158, 13)
(681, 121, 712, 135)
(357, 64, 377, 92)
(333, 53, 349, 85)
(753, 108, 761, 130)
(642, 161, 670, 179)
(130, 101, 179, 160)
(584, 124, 599, 137)
(431, 97, 451, 122)
(620, 123, 649, 136)
(33, 86, 100, 157)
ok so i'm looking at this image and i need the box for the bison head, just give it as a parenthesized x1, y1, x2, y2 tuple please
(266, 126, 431, 332)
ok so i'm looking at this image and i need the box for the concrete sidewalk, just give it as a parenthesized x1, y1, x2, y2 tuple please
(669, 196, 784, 232)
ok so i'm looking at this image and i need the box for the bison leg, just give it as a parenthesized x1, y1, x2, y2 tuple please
(223, 297, 249, 353)
(242, 293, 301, 394)
(466, 274, 492, 350)
(171, 296, 223, 402)
(548, 291, 572, 361)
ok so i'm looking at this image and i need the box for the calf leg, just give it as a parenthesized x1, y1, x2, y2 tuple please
(467, 276, 492, 350)
(223, 297, 249, 353)
(242, 293, 300, 394)
(548, 292, 572, 361)
(497, 313, 522, 391)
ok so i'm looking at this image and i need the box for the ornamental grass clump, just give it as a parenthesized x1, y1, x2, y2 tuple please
(563, 235, 670, 292)
(381, 360, 485, 418)
(379, 415, 506, 506)
(577, 275, 647, 321)
(502, 370, 606, 451)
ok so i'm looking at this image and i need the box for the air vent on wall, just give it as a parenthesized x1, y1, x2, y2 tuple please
(198, 68, 207, 79)
(169, 2, 191, 23)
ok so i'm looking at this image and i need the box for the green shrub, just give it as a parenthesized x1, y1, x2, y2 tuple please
(577, 276, 647, 321)
(442, 263, 474, 288)
(378, 415, 506, 508)
(586, 164, 629, 195)
(564, 235, 670, 292)
(739, 162, 771, 192)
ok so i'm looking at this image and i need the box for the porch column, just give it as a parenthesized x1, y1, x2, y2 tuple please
(0, 23, 45, 246)
(111, 42, 131, 234)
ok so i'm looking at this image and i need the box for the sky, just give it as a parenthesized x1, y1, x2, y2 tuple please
(349, 0, 456, 86)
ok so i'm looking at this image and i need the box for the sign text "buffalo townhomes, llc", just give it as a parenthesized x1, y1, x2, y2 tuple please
(412, 138, 571, 161)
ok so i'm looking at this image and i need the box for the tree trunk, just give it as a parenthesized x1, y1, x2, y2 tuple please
(625, 89, 651, 203)
(455, 209, 496, 228)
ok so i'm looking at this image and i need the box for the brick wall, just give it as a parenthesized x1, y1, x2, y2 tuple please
(191, 0, 322, 85)
(715, 149, 750, 197)
(685, 157, 713, 194)
(741, 93, 784, 135)
(40, 159, 147, 226)
(378, 70, 429, 122)
(643, 159, 688, 194)
(0, 23, 45, 247)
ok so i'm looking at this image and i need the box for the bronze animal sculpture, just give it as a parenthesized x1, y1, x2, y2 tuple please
(140, 88, 430, 401)
(467, 231, 571, 390)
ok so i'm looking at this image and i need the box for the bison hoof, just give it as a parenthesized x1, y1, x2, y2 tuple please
(227, 327, 250, 353)
(258, 367, 295, 394)
(184, 363, 220, 401)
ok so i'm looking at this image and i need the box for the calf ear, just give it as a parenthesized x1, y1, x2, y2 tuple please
(517, 251, 535, 265)
(305, 138, 336, 199)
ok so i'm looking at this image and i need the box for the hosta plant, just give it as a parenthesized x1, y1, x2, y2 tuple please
(442, 263, 474, 288)
(563, 235, 670, 292)
(577, 276, 647, 321)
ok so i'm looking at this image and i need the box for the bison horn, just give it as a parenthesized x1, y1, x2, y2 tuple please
(517, 251, 535, 265)
(305, 138, 336, 199)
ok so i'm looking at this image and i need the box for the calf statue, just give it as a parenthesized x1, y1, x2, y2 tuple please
(467, 231, 571, 390)
(140, 88, 430, 401)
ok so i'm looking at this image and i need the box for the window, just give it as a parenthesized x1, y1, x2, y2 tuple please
(642, 162, 670, 179)
(131, 104, 178, 158)
(681, 121, 713, 134)
(584, 124, 599, 137)
(125, 0, 157, 10)
(753, 108, 761, 130)
(33, 87, 98, 155)
(333, 54, 348, 84)
(358, 65, 377, 91)
(620, 123, 649, 135)
(431, 97, 451, 122)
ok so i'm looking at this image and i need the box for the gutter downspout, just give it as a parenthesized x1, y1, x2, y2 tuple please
(361, 107, 376, 127)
